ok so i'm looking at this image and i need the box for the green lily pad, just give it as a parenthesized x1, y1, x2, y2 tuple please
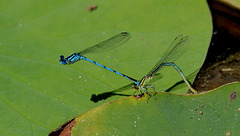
(0, 0, 211, 135)
(54, 82, 240, 136)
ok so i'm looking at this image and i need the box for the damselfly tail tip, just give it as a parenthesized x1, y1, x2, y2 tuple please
(133, 83, 139, 90)
(59, 55, 67, 65)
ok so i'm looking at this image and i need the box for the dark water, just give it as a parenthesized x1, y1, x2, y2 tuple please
(193, 0, 240, 92)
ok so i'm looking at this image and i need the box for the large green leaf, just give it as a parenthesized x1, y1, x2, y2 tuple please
(0, 0, 211, 135)
(57, 82, 240, 136)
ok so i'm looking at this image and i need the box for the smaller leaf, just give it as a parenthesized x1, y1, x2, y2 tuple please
(50, 82, 240, 136)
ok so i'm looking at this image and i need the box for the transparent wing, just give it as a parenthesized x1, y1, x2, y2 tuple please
(147, 34, 189, 76)
(78, 32, 131, 55)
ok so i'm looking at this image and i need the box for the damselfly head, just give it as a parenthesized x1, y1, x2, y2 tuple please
(59, 55, 64, 59)
(59, 55, 67, 65)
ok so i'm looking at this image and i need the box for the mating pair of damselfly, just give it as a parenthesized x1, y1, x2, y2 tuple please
(59, 32, 198, 97)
